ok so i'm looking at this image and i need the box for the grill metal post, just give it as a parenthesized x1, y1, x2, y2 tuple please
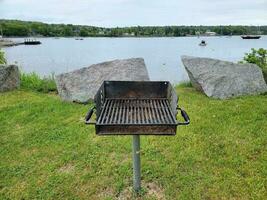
(132, 135, 141, 192)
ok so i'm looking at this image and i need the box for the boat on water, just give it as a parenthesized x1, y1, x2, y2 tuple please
(24, 39, 41, 45)
(75, 38, 84, 40)
(199, 40, 207, 46)
(241, 35, 261, 39)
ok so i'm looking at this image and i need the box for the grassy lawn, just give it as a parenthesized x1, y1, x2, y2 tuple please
(0, 87, 267, 199)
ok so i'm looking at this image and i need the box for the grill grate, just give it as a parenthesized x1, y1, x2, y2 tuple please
(97, 98, 176, 125)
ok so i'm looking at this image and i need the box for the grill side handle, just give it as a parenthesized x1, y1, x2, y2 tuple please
(176, 107, 190, 125)
(85, 106, 96, 125)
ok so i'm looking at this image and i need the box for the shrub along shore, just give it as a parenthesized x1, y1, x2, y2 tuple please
(20, 72, 57, 93)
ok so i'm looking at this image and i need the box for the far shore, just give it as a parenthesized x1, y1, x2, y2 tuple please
(2, 34, 267, 39)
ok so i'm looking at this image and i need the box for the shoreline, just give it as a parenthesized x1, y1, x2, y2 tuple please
(0, 39, 24, 47)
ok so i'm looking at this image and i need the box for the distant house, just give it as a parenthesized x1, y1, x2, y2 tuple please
(123, 32, 135, 37)
(205, 31, 216, 36)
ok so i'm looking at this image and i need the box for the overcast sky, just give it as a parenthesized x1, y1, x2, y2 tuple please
(0, 0, 266, 27)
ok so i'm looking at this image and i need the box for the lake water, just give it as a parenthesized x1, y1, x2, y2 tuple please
(3, 36, 267, 84)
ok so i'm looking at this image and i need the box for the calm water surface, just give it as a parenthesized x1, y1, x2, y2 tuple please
(4, 36, 267, 84)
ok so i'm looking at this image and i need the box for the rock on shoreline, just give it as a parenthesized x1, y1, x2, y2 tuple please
(0, 64, 20, 92)
(55, 58, 150, 103)
(181, 55, 267, 99)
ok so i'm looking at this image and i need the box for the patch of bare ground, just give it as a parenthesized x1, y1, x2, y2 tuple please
(118, 182, 165, 200)
(109, 152, 130, 164)
(98, 187, 115, 199)
(57, 163, 75, 174)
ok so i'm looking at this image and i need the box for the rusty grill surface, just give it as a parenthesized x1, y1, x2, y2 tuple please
(88, 81, 181, 135)
(97, 98, 176, 125)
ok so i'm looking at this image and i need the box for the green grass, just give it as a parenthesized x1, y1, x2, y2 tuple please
(0, 87, 267, 199)
(20, 72, 57, 93)
(176, 81, 192, 88)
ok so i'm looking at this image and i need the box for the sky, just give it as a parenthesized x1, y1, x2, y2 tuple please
(0, 0, 266, 27)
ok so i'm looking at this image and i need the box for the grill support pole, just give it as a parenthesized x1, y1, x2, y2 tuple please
(132, 135, 141, 192)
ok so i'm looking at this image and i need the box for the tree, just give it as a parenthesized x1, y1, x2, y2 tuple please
(79, 28, 89, 37)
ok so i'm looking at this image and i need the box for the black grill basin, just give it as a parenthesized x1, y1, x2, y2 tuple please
(85, 81, 189, 135)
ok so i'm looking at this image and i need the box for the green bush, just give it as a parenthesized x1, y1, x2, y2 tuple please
(20, 72, 57, 93)
(0, 49, 7, 64)
(242, 48, 267, 82)
(262, 69, 267, 83)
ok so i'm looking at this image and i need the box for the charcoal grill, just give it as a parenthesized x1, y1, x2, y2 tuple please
(85, 81, 189, 135)
(85, 81, 190, 192)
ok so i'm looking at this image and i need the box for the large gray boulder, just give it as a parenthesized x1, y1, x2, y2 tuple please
(181, 56, 267, 99)
(55, 58, 150, 103)
(0, 64, 20, 92)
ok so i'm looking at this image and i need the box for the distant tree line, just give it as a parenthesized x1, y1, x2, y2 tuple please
(0, 19, 266, 37)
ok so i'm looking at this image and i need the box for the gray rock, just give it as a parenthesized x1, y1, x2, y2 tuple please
(55, 58, 150, 103)
(181, 56, 267, 99)
(0, 64, 20, 92)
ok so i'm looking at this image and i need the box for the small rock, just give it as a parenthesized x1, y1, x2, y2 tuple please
(0, 64, 20, 92)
